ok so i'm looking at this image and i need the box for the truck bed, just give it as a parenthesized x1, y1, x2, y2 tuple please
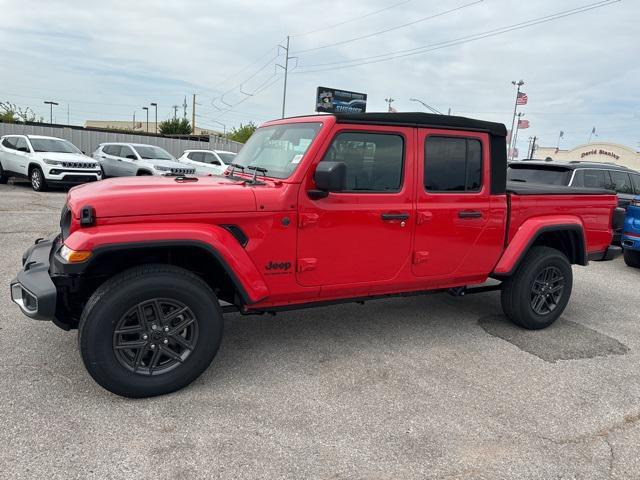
(506, 181, 613, 196)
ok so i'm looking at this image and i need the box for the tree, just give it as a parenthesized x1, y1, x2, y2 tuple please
(0, 102, 36, 123)
(159, 118, 192, 135)
(226, 122, 257, 144)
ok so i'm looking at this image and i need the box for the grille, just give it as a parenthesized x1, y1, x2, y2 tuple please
(61, 161, 95, 169)
(170, 168, 195, 175)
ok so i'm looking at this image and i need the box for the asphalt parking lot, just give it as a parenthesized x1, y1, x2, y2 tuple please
(1, 181, 639, 480)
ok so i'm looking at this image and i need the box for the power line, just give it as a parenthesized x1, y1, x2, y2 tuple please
(290, 0, 413, 37)
(292, 0, 484, 54)
(293, 0, 621, 73)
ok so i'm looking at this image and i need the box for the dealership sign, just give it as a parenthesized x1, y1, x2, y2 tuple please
(316, 86, 367, 113)
(581, 149, 620, 160)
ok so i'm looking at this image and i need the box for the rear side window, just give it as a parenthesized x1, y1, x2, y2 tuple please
(204, 153, 221, 165)
(322, 132, 404, 192)
(571, 169, 607, 188)
(425, 137, 482, 192)
(2, 137, 17, 150)
(508, 165, 571, 186)
(188, 152, 204, 162)
(631, 174, 640, 194)
(609, 170, 634, 194)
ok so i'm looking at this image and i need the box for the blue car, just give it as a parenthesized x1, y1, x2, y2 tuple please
(622, 196, 640, 267)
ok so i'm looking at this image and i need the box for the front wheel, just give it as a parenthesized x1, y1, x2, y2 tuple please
(78, 264, 223, 398)
(624, 249, 640, 268)
(501, 246, 573, 329)
(30, 167, 47, 191)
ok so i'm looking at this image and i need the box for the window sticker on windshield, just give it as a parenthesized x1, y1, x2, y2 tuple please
(291, 154, 303, 164)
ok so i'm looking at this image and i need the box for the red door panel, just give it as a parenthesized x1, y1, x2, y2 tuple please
(296, 125, 415, 287)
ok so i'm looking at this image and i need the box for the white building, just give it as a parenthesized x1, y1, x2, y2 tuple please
(535, 142, 640, 171)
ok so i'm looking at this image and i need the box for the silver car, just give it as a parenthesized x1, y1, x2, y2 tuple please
(93, 143, 195, 177)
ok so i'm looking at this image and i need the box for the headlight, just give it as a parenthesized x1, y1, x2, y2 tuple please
(632, 199, 640, 207)
(43, 158, 62, 165)
(154, 165, 171, 172)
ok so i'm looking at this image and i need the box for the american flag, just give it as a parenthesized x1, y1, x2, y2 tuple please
(516, 91, 528, 105)
(518, 119, 530, 129)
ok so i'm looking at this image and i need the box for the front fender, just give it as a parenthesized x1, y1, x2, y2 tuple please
(493, 215, 585, 276)
(64, 222, 269, 304)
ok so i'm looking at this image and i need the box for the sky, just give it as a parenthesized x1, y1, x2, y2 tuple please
(0, 0, 638, 156)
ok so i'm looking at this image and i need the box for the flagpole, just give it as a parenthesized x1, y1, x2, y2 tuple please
(512, 113, 523, 160)
(508, 80, 524, 161)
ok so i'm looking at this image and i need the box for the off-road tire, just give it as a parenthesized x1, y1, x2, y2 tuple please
(624, 249, 640, 268)
(30, 166, 47, 191)
(501, 246, 573, 330)
(78, 264, 223, 398)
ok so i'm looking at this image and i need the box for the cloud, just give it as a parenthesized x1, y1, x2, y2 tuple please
(0, 0, 637, 152)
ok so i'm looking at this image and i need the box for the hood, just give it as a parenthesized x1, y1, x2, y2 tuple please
(38, 152, 96, 165)
(67, 175, 257, 219)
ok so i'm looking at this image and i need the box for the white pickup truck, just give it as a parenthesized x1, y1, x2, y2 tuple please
(0, 135, 101, 191)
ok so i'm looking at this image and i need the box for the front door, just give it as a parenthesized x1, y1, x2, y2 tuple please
(296, 125, 415, 288)
(412, 129, 502, 280)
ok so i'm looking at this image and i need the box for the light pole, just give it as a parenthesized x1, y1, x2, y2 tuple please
(150, 103, 158, 134)
(44, 101, 58, 124)
(508, 80, 525, 160)
(142, 106, 149, 133)
(385, 97, 395, 112)
(409, 98, 443, 114)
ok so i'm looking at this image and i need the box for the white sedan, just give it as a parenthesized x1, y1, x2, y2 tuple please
(178, 150, 236, 176)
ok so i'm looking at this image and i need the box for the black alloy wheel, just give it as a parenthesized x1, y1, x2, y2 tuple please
(529, 266, 565, 315)
(113, 298, 199, 375)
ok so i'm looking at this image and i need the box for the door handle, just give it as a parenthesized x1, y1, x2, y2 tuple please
(381, 212, 410, 221)
(458, 210, 482, 219)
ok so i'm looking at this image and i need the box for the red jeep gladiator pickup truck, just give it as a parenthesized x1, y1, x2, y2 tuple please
(10, 112, 623, 397)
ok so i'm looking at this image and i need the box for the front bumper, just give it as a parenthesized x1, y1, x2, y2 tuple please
(10, 236, 60, 320)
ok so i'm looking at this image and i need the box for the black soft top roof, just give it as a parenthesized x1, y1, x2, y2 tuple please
(334, 112, 507, 137)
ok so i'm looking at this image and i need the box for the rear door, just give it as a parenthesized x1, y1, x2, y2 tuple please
(1, 136, 20, 173)
(296, 125, 414, 288)
(413, 129, 502, 279)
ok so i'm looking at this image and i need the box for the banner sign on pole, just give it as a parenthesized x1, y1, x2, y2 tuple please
(316, 86, 367, 113)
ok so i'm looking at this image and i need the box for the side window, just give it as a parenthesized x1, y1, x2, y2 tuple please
(188, 152, 204, 162)
(15, 137, 29, 152)
(120, 146, 136, 159)
(321, 132, 404, 192)
(574, 169, 607, 188)
(609, 171, 634, 194)
(104, 145, 119, 156)
(424, 137, 482, 192)
(2, 137, 17, 150)
(631, 174, 640, 194)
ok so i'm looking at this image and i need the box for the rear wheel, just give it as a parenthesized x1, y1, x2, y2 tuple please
(501, 246, 573, 329)
(624, 249, 640, 268)
(78, 264, 223, 398)
(30, 167, 47, 191)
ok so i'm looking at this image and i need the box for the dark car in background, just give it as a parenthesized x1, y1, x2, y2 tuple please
(508, 160, 640, 242)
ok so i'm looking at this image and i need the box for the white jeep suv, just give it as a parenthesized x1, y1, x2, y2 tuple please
(178, 149, 236, 176)
(94, 143, 195, 177)
(0, 135, 101, 191)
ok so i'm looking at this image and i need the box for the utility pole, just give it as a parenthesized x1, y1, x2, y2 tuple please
(192, 94, 196, 134)
(172, 105, 179, 119)
(508, 80, 525, 161)
(150, 103, 158, 134)
(67, 104, 70, 126)
(142, 106, 149, 133)
(385, 97, 395, 112)
(527, 137, 533, 159)
(44, 101, 58, 124)
(277, 36, 293, 119)
(530, 136, 538, 159)
(132, 111, 136, 130)
(182, 96, 188, 119)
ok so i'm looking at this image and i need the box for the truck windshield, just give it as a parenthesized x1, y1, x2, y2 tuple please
(30, 138, 81, 154)
(232, 122, 322, 179)
(507, 165, 571, 186)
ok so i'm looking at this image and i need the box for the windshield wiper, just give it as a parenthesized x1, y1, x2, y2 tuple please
(225, 163, 247, 181)
(246, 165, 268, 185)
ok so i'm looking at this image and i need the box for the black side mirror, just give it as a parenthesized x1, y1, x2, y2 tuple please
(126, 154, 137, 160)
(314, 161, 347, 192)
